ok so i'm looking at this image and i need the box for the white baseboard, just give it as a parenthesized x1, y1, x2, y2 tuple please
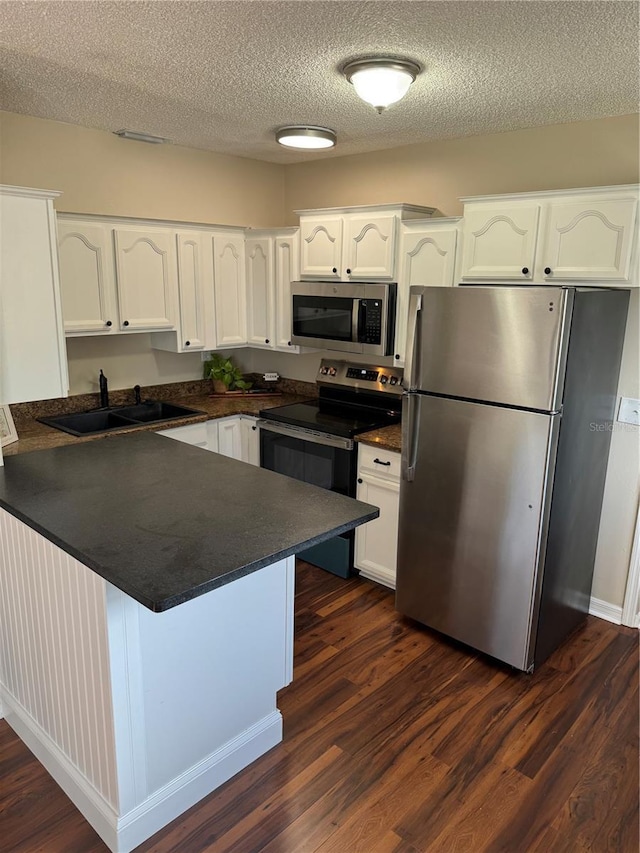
(2, 685, 282, 853)
(589, 596, 623, 625)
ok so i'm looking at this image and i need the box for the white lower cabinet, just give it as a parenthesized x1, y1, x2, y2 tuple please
(157, 422, 209, 448)
(159, 416, 259, 465)
(354, 444, 400, 589)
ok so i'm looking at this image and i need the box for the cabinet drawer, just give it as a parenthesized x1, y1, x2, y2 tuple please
(358, 444, 401, 480)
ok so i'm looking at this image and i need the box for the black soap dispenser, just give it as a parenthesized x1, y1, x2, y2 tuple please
(99, 369, 109, 409)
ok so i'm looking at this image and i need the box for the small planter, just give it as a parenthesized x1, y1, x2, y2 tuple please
(212, 379, 227, 394)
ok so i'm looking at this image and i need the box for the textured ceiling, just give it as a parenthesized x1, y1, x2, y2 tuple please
(0, 1, 638, 164)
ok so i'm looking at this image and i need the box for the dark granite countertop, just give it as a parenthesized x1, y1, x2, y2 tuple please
(4, 390, 313, 457)
(356, 423, 402, 452)
(0, 431, 378, 611)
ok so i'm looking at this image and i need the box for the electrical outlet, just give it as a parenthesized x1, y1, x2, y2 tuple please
(263, 372, 279, 382)
(618, 397, 640, 426)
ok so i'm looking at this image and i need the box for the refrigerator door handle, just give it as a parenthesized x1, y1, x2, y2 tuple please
(401, 393, 420, 482)
(403, 289, 423, 391)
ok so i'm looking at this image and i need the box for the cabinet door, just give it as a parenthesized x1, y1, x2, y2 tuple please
(1, 191, 68, 404)
(461, 204, 540, 280)
(175, 231, 206, 350)
(344, 214, 397, 280)
(246, 237, 274, 348)
(158, 422, 209, 448)
(240, 417, 260, 466)
(217, 416, 243, 460)
(395, 225, 458, 364)
(206, 420, 219, 454)
(275, 233, 300, 352)
(114, 227, 178, 331)
(541, 198, 638, 282)
(299, 217, 343, 278)
(355, 471, 400, 589)
(213, 235, 247, 347)
(57, 220, 118, 335)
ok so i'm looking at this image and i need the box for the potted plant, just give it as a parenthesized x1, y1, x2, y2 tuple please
(203, 354, 252, 394)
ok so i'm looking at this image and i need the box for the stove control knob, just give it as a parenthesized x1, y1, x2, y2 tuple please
(329, 367, 337, 376)
(389, 376, 398, 385)
(380, 375, 388, 384)
(320, 366, 328, 375)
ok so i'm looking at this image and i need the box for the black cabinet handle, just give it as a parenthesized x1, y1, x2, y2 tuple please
(332, 267, 337, 274)
(185, 341, 191, 346)
(394, 354, 400, 360)
(252, 426, 256, 431)
(123, 320, 130, 327)
(346, 268, 351, 275)
(544, 267, 552, 275)
(105, 320, 112, 327)
(522, 267, 529, 275)
(265, 338, 270, 344)
(374, 458, 391, 466)
(288, 341, 292, 346)
(357, 477, 363, 484)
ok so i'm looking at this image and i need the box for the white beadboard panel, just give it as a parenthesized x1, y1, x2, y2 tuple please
(0, 509, 118, 808)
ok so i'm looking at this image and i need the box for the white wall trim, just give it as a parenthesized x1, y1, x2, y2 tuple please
(622, 500, 640, 628)
(1, 688, 119, 848)
(2, 682, 282, 853)
(589, 596, 624, 625)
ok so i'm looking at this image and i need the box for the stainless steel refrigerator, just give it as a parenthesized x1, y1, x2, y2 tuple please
(396, 285, 629, 671)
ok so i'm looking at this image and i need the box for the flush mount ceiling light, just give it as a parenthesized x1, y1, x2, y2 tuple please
(113, 129, 168, 144)
(275, 126, 336, 150)
(342, 57, 421, 113)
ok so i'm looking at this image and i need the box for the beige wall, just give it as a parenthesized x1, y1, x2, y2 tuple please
(0, 111, 285, 227)
(284, 114, 640, 220)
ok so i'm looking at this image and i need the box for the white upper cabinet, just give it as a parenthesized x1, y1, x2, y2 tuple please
(395, 219, 460, 364)
(114, 227, 178, 331)
(344, 214, 397, 279)
(297, 204, 436, 281)
(0, 186, 69, 404)
(299, 216, 343, 278)
(460, 203, 540, 281)
(246, 236, 275, 348)
(541, 196, 638, 281)
(57, 219, 118, 334)
(460, 186, 639, 284)
(274, 230, 300, 352)
(174, 231, 207, 350)
(213, 233, 247, 347)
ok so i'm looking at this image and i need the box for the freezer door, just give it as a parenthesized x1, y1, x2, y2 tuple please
(396, 394, 559, 671)
(408, 286, 572, 410)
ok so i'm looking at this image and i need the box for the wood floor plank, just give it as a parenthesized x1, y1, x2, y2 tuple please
(1, 561, 637, 853)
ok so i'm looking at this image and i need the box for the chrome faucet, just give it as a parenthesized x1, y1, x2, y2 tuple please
(99, 370, 109, 409)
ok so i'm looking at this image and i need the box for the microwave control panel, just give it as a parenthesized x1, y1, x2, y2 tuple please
(360, 300, 382, 344)
(318, 360, 403, 394)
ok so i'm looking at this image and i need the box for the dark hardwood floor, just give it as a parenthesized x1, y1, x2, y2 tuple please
(1, 560, 638, 852)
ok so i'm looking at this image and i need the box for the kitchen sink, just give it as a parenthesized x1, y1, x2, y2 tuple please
(39, 401, 205, 437)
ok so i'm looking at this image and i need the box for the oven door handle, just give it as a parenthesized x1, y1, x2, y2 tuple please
(257, 419, 354, 451)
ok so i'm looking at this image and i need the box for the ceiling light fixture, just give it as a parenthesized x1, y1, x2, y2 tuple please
(113, 129, 168, 144)
(275, 126, 336, 150)
(342, 57, 421, 113)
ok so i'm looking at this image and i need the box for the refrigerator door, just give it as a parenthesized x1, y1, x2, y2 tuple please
(396, 394, 559, 671)
(405, 286, 572, 411)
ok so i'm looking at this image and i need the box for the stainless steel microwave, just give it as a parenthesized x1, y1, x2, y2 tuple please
(291, 281, 396, 356)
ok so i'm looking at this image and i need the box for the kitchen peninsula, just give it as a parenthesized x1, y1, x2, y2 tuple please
(0, 431, 377, 853)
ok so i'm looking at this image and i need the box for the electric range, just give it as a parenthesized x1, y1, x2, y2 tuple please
(258, 358, 403, 577)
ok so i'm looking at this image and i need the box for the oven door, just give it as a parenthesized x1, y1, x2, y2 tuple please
(258, 420, 357, 577)
(291, 282, 363, 353)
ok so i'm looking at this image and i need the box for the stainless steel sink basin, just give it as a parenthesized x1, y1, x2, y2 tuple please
(39, 401, 205, 437)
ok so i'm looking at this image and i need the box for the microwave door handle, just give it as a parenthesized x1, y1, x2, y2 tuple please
(403, 289, 423, 391)
(352, 299, 360, 342)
